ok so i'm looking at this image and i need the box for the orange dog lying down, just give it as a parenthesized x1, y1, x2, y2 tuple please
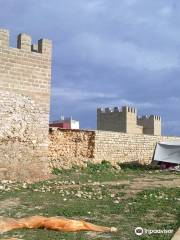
(0, 215, 117, 234)
(1, 239, 21, 240)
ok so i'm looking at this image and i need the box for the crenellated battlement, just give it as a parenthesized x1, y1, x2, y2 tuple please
(97, 105, 162, 136)
(97, 106, 137, 114)
(122, 106, 137, 114)
(150, 115, 161, 121)
(137, 114, 161, 135)
(138, 115, 161, 121)
(97, 107, 120, 113)
(0, 29, 9, 48)
(0, 29, 52, 56)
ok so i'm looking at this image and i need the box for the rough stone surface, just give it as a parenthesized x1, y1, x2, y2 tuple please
(49, 129, 180, 169)
(0, 91, 50, 181)
(49, 128, 95, 169)
(0, 91, 46, 142)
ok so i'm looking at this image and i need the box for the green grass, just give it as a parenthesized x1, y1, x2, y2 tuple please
(51, 160, 175, 184)
(51, 160, 130, 183)
(0, 162, 179, 240)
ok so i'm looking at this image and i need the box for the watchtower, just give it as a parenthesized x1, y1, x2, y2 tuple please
(97, 106, 143, 134)
(0, 29, 52, 181)
(121, 106, 143, 134)
(97, 107, 126, 132)
(97, 105, 161, 136)
(137, 115, 161, 135)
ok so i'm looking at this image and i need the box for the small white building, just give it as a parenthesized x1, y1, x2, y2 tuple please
(63, 117, 79, 129)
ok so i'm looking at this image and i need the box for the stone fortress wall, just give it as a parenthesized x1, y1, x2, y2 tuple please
(0, 29, 52, 181)
(49, 128, 180, 169)
(97, 106, 161, 135)
(0, 28, 178, 181)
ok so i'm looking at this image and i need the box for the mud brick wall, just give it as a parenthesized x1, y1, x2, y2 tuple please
(49, 129, 180, 169)
(0, 29, 52, 181)
(49, 128, 95, 169)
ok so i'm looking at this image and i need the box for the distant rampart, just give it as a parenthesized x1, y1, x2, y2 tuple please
(97, 106, 161, 135)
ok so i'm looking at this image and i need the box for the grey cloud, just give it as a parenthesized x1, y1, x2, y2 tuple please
(52, 87, 118, 101)
(70, 33, 179, 71)
(0, 0, 179, 135)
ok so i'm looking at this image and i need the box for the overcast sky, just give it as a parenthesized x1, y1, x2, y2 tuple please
(0, 0, 180, 135)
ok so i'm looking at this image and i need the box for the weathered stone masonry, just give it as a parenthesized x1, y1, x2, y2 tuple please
(49, 128, 95, 169)
(94, 131, 180, 165)
(49, 129, 180, 168)
(0, 29, 52, 181)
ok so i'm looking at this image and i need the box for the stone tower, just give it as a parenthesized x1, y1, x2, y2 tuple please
(0, 29, 52, 181)
(97, 106, 161, 136)
(137, 115, 161, 135)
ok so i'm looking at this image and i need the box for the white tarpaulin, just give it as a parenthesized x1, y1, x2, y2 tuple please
(154, 142, 180, 164)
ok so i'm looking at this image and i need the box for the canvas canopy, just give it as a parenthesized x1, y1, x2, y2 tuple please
(154, 142, 180, 164)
